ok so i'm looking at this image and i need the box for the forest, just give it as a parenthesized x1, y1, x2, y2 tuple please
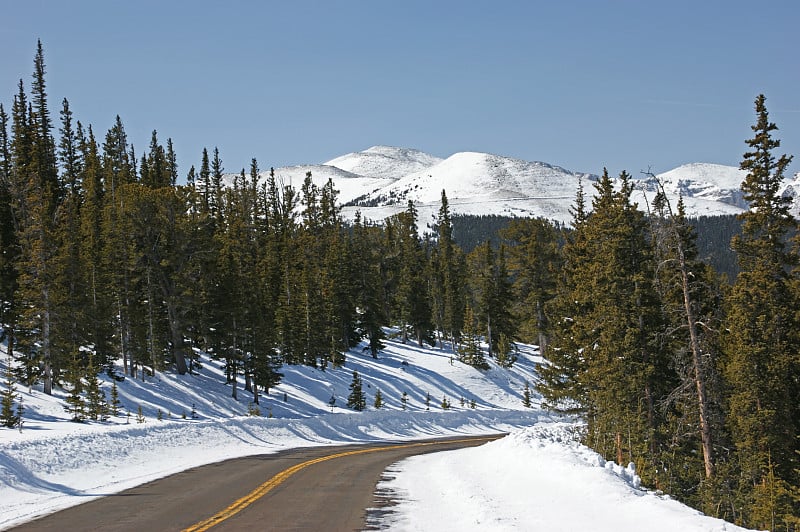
(0, 43, 798, 530)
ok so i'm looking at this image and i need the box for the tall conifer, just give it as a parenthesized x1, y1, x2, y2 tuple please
(723, 94, 798, 528)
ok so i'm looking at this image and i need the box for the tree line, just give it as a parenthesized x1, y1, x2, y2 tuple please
(0, 43, 517, 400)
(1, 43, 798, 529)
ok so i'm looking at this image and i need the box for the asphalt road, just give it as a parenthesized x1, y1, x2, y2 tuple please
(10, 434, 503, 532)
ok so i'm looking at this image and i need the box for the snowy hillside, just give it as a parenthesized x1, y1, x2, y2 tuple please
(324, 145, 443, 181)
(0, 336, 751, 531)
(220, 146, 799, 225)
(344, 151, 598, 225)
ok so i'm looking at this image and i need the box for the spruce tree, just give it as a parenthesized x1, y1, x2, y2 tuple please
(501, 217, 560, 351)
(457, 303, 489, 370)
(433, 190, 465, 348)
(64, 353, 85, 422)
(347, 370, 366, 411)
(541, 171, 672, 486)
(646, 182, 728, 509)
(1, 358, 20, 428)
(723, 94, 798, 528)
(10, 43, 63, 395)
(469, 242, 515, 359)
(0, 103, 19, 351)
(522, 381, 532, 408)
(394, 201, 434, 346)
(109, 380, 122, 417)
(352, 212, 386, 358)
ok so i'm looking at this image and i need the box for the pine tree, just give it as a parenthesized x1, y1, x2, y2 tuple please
(373, 388, 383, 409)
(538, 179, 592, 414)
(432, 190, 465, 348)
(501, 217, 560, 351)
(64, 353, 85, 422)
(84, 356, 107, 421)
(352, 213, 386, 358)
(469, 242, 515, 359)
(10, 42, 63, 395)
(347, 370, 366, 411)
(109, 380, 122, 417)
(457, 303, 489, 370)
(79, 127, 115, 370)
(0, 103, 19, 351)
(394, 201, 434, 346)
(541, 170, 672, 486)
(522, 381, 532, 408)
(723, 94, 799, 527)
(645, 181, 727, 507)
(1, 358, 20, 428)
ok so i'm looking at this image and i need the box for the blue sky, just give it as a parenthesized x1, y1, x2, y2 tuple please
(2, 0, 798, 178)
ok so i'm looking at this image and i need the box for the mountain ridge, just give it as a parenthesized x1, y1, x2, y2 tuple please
(225, 146, 800, 224)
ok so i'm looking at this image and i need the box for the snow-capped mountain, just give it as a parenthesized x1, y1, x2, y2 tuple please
(225, 146, 798, 224)
(344, 150, 598, 225)
(324, 145, 443, 181)
(633, 163, 749, 218)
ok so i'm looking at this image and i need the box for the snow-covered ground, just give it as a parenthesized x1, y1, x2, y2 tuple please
(0, 337, 751, 531)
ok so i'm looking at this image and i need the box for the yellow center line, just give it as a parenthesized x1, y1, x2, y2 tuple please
(182, 436, 498, 532)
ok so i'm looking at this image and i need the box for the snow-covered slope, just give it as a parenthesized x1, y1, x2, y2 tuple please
(324, 145, 443, 180)
(629, 163, 749, 218)
(0, 336, 751, 531)
(225, 147, 798, 224)
(342, 151, 599, 226)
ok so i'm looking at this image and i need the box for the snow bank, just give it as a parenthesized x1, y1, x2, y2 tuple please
(373, 422, 753, 532)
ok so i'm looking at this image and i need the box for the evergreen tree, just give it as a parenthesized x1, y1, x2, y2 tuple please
(469, 242, 515, 359)
(109, 380, 122, 417)
(393, 201, 434, 346)
(522, 381, 532, 408)
(0, 103, 19, 353)
(9, 43, 63, 395)
(352, 212, 386, 358)
(79, 127, 115, 370)
(432, 190, 465, 348)
(722, 94, 799, 528)
(541, 171, 672, 486)
(83, 355, 107, 421)
(457, 303, 489, 370)
(373, 388, 383, 409)
(63, 353, 85, 422)
(501, 217, 560, 351)
(537, 180, 590, 414)
(347, 370, 366, 411)
(1, 358, 20, 428)
(645, 182, 728, 509)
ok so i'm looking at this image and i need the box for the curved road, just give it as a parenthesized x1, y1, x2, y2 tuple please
(11, 434, 503, 531)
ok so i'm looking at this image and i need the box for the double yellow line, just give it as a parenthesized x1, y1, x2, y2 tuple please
(183, 436, 497, 531)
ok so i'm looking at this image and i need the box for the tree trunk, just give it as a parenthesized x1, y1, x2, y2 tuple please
(680, 257, 714, 479)
(486, 313, 492, 358)
(42, 285, 52, 395)
(167, 302, 188, 375)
